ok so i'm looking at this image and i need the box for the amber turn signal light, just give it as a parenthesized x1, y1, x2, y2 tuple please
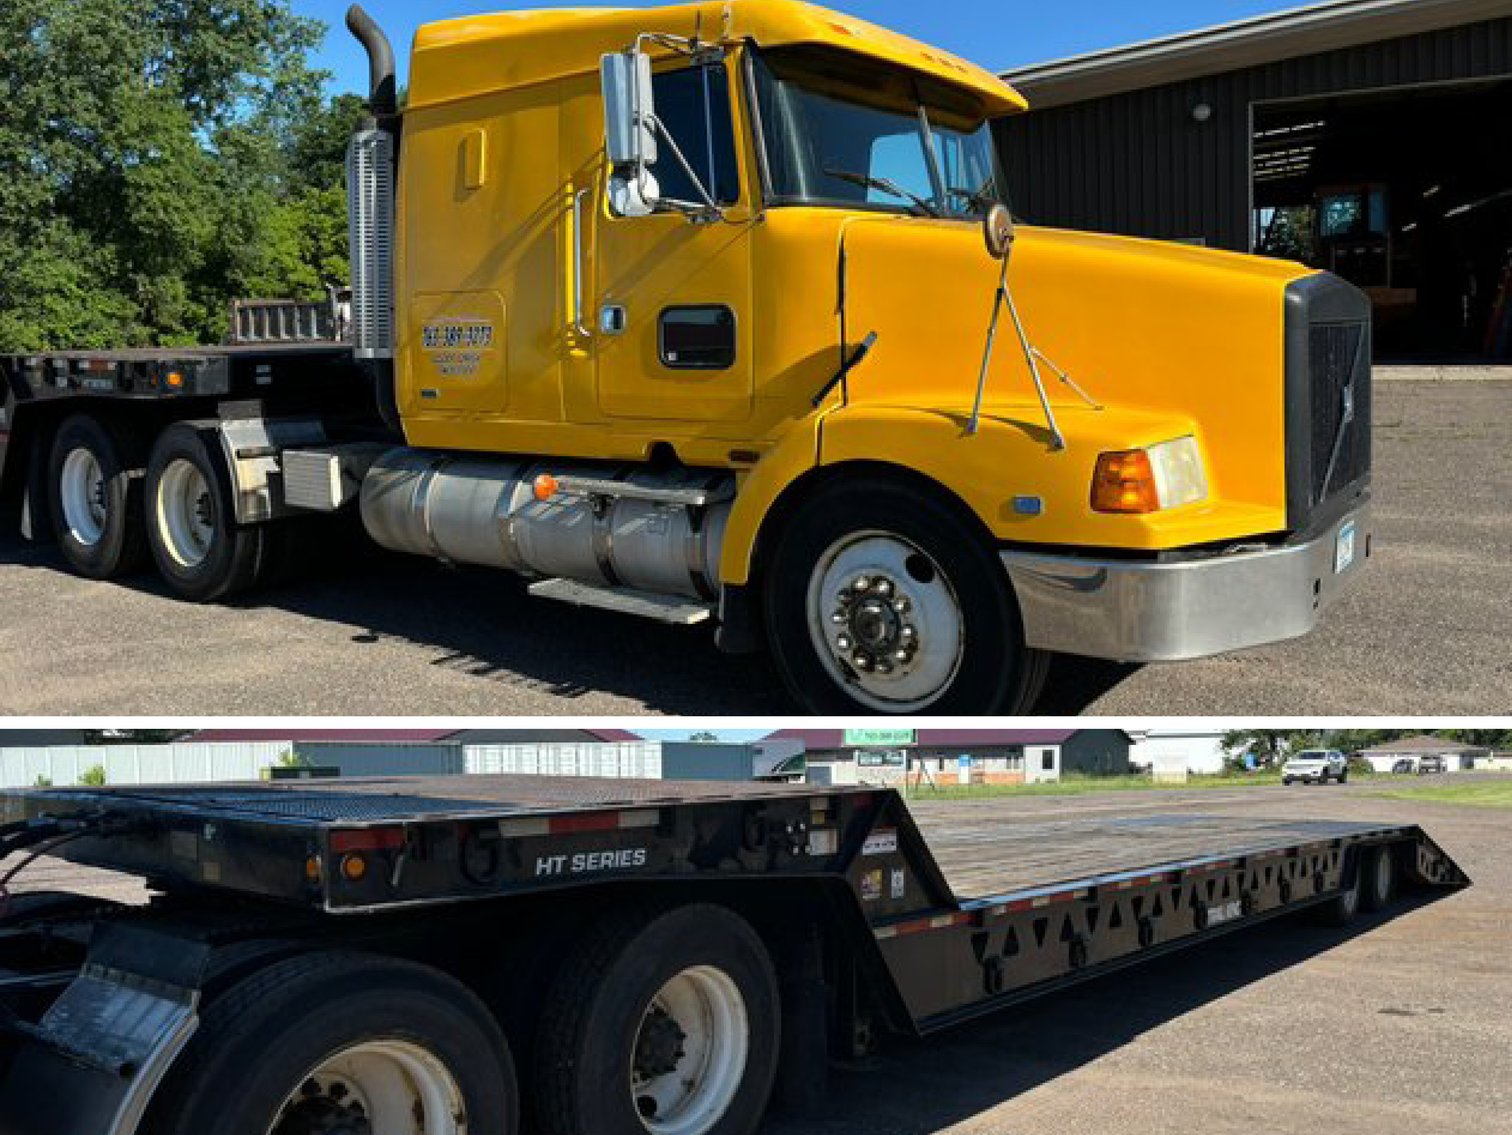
(1091, 450, 1161, 514)
(533, 474, 559, 501)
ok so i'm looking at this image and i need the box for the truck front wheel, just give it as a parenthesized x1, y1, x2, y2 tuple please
(763, 477, 1047, 714)
(46, 413, 148, 579)
(145, 423, 266, 601)
(534, 904, 780, 1135)
(143, 951, 518, 1135)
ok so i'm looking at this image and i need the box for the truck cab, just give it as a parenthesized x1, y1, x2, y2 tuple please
(0, 1, 1375, 714)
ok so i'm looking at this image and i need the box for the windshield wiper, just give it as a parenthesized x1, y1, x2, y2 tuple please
(823, 168, 940, 217)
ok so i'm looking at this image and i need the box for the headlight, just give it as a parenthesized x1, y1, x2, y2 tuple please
(1091, 436, 1208, 514)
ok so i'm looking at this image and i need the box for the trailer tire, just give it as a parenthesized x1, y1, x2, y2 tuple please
(145, 423, 266, 601)
(1360, 845, 1396, 911)
(46, 413, 148, 579)
(1315, 854, 1365, 926)
(763, 476, 1045, 714)
(143, 951, 517, 1135)
(534, 903, 779, 1135)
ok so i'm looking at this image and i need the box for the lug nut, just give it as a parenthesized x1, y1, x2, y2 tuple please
(876, 659, 894, 674)
(831, 610, 846, 624)
(895, 596, 912, 614)
(874, 578, 893, 597)
(853, 576, 872, 592)
(900, 625, 916, 642)
(836, 634, 852, 651)
(852, 652, 873, 671)
(894, 649, 911, 663)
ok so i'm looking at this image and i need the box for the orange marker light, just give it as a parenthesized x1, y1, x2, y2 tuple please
(305, 855, 323, 883)
(340, 854, 368, 882)
(165, 372, 184, 389)
(533, 474, 559, 501)
(1091, 450, 1161, 514)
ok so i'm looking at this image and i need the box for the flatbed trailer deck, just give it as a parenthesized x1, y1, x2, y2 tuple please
(0, 777, 1468, 1135)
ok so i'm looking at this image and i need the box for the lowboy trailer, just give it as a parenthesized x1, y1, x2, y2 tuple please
(0, 777, 1467, 1135)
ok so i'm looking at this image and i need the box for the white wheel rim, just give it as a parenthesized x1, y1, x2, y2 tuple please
(60, 448, 107, 546)
(630, 966, 749, 1135)
(156, 458, 215, 568)
(267, 1038, 467, 1135)
(806, 531, 965, 712)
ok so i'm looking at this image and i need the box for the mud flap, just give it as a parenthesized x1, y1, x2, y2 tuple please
(0, 926, 208, 1135)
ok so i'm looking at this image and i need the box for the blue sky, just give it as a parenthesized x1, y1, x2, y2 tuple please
(299, 0, 1301, 96)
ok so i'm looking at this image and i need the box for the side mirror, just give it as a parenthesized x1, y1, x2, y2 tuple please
(983, 203, 1016, 260)
(601, 50, 660, 217)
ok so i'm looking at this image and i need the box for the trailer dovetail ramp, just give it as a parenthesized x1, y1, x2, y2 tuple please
(0, 777, 1468, 1135)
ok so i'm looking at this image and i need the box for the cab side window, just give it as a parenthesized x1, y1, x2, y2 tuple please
(652, 64, 741, 206)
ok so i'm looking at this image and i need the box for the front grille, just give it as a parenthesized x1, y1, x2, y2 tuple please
(1308, 321, 1371, 506)
(1284, 274, 1373, 530)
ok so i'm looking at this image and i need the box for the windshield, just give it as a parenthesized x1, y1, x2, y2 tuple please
(751, 47, 1005, 219)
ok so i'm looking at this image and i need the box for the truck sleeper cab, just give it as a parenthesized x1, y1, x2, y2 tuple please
(0, 776, 1470, 1135)
(0, 1, 1375, 714)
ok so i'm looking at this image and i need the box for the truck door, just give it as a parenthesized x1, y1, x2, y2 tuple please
(592, 58, 755, 424)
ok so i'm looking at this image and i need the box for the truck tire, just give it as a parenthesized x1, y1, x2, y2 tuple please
(45, 413, 148, 579)
(763, 477, 1046, 714)
(143, 951, 518, 1135)
(1360, 845, 1396, 911)
(145, 423, 267, 601)
(534, 904, 780, 1135)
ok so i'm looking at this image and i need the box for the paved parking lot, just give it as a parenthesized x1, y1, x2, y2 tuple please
(1, 381, 1508, 715)
(17, 782, 1508, 1135)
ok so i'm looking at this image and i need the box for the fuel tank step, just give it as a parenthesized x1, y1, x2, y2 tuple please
(528, 578, 714, 624)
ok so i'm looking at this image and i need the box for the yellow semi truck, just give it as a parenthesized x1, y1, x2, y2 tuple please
(0, 1, 1374, 714)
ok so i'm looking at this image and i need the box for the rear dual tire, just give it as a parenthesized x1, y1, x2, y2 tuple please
(1317, 845, 1396, 925)
(46, 414, 149, 579)
(145, 952, 518, 1135)
(144, 424, 268, 602)
(535, 904, 780, 1135)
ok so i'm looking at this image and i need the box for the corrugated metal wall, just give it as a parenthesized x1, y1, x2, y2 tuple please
(998, 17, 1512, 251)
(298, 742, 464, 777)
(0, 742, 289, 788)
(463, 742, 665, 778)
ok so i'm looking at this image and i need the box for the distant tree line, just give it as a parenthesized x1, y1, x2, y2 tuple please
(1, 1, 363, 351)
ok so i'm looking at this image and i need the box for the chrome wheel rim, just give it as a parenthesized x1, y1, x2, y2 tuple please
(156, 458, 215, 569)
(806, 531, 965, 712)
(60, 448, 107, 546)
(266, 1038, 467, 1135)
(630, 966, 749, 1135)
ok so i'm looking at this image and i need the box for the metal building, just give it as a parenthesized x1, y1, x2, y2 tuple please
(999, 0, 1512, 361)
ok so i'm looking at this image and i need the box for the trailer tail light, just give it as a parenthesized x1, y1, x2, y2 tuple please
(496, 809, 660, 839)
(533, 474, 559, 501)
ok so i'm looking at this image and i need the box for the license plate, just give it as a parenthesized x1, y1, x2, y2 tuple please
(1334, 520, 1357, 574)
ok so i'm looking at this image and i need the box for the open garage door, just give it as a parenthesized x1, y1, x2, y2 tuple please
(1252, 79, 1512, 362)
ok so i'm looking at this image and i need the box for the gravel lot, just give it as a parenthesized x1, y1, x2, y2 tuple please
(15, 781, 1506, 1135)
(1, 381, 1508, 715)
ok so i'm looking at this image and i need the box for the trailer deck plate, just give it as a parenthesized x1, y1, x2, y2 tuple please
(908, 805, 1408, 901)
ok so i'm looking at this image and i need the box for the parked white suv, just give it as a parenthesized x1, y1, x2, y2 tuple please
(1282, 750, 1349, 785)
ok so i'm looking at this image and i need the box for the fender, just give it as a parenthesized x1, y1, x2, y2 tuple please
(721, 400, 1286, 586)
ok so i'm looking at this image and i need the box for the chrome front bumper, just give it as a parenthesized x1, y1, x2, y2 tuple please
(1001, 501, 1371, 663)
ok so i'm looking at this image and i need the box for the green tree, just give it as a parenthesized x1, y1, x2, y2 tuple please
(78, 765, 108, 787)
(0, 1, 348, 350)
(1220, 730, 1319, 769)
(277, 749, 311, 768)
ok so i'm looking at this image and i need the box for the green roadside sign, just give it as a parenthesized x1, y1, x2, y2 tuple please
(844, 728, 916, 747)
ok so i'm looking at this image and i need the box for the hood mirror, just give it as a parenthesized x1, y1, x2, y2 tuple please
(984, 203, 1016, 260)
(601, 49, 660, 217)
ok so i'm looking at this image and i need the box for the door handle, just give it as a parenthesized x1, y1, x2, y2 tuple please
(572, 186, 592, 340)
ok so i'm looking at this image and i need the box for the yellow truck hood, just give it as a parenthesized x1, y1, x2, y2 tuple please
(834, 216, 1317, 532)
